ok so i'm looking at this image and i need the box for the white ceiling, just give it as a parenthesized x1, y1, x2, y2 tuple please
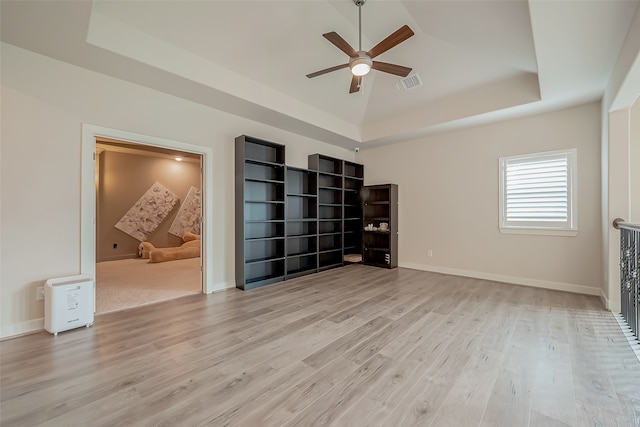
(1, 0, 638, 149)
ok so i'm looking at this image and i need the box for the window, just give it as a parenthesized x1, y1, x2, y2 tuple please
(499, 149, 577, 236)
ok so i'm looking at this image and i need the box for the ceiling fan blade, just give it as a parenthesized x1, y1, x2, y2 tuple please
(306, 63, 349, 79)
(367, 25, 414, 59)
(349, 75, 361, 94)
(371, 61, 412, 77)
(323, 32, 358, 58)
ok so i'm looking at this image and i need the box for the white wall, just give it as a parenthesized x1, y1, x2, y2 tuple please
(601, 5, 640, 312)
(607, 109, 632, 312)
(0, 43, 354, 338)
(631, 98, 640, 223)
(357, 102, 603, 295)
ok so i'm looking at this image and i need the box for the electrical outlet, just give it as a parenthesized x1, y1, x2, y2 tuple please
(113, 243, 118, 249)
(427, 250, 433, 257)
(36, 287, 45, 301)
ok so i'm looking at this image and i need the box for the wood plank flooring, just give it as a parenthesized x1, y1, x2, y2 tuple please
(1, 265, 639, 426)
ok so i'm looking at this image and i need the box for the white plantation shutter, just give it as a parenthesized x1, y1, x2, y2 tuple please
(506, 155, 568, 222)
(499, 149, 577, 234)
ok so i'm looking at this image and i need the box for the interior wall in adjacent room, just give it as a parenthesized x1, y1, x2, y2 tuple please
(96, 150, 201, 262)
(357, 102, 603, 295)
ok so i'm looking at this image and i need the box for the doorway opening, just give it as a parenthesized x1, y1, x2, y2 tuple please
(94, 137, 203, 313)
(80, 124, 215, 314)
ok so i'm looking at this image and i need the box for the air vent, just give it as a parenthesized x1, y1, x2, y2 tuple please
(400, 74, 422, 91)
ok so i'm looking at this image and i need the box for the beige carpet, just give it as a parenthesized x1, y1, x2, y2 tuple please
(95, 257, 201, 314)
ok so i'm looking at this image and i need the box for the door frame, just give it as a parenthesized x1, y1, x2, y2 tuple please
(80, 124, 215, 294)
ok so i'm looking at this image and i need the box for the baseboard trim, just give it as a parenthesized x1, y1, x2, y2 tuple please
(207, 281, 236, 294)
(399, 262, 601, 296)
(599, 289, 610, 310)
(2, 283, 235, 339)
(1, 318, 45, 340)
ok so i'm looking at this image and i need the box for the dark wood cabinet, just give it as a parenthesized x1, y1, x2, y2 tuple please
(362, 184, 398, 268)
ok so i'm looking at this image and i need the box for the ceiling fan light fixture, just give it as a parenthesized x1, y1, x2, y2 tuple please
(350, 54, 372, 76)
(306, 0, 413, 93)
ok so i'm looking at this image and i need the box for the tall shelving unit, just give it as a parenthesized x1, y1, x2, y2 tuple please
(235, 135, 286, 290)
(285, 166, 318, 279)
(309, 154, 344, 271)
(343, 161, 364, 260)
(362, 184, 398, 269)
(236, 135, 365, 290)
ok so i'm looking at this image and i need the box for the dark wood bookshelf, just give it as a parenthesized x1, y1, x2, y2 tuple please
(236, 140, 364, 290)
(236, 135, 286, 289)
(362, 184, 398, 268)
(342, 161, 364, 262)
(285, 166, 318, 279)
(309, 154, 364, 269)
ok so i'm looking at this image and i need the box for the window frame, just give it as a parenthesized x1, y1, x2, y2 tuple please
(499, 148, 578, 236)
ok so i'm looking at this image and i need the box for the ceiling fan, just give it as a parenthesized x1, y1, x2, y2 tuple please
(306, 0, 415, 94)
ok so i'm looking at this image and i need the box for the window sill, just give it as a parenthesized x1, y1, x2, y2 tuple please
(499, 227, 578, 237)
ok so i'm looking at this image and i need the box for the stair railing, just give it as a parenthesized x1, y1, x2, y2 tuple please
(613, 218, 640, 341)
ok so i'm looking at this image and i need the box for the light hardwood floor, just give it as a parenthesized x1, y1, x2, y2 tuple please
(1, 265, 639, 426)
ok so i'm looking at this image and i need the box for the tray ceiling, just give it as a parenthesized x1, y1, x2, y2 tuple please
(1, 0, 638, 149)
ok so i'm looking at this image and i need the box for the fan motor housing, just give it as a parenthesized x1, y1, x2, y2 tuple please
(350, 51, 372, 66)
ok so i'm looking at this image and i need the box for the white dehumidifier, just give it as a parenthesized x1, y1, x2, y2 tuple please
(44, 275, 94, 335)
